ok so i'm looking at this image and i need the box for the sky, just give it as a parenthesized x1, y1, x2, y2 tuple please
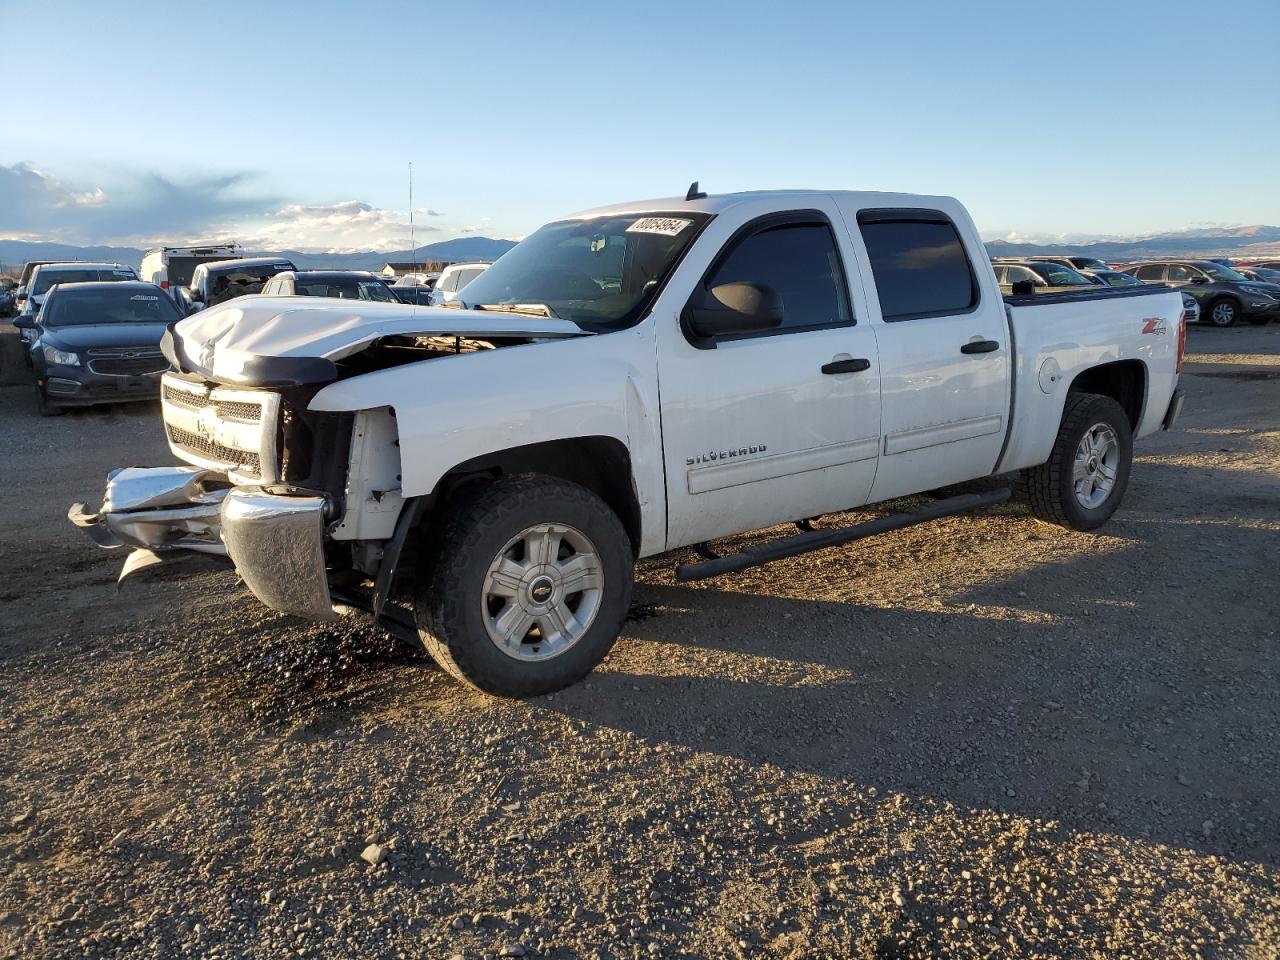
(2, 0, 1277, 251)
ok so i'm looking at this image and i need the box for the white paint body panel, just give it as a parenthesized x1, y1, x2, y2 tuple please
(172, 297, 586, 383)
(997, 292, 1183, 472)
(160, 190, 1181, 562)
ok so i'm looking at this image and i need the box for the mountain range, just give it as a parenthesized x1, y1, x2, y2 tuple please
(984, 225, 1280, 261)
(0, 236, 518, 274)
(3, 226, 1279, 275)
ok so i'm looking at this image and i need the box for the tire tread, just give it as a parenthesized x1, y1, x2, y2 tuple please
(415, 473, 631, 697)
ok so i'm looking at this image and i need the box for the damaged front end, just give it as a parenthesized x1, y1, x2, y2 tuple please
(67, 297, 593, 624)
(69, 465, 336, 621)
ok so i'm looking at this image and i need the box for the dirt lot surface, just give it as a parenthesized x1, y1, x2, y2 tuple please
(1, 325, 1278, 959)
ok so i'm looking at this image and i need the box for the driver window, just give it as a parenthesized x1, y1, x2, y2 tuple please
(1167, 265, 1194, 281)
(703, 220, 853, 335)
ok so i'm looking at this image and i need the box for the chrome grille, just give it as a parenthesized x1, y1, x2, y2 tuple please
(160, 373, 279, 483)
(165, 425, 261, 476)
(88, 354, 168, 377)
(162, 383, 262, 422)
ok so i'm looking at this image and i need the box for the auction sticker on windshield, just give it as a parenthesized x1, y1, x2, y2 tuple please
(626, 217, 693, 236)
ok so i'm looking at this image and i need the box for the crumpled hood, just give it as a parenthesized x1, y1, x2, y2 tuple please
(171, 295, 590, 384)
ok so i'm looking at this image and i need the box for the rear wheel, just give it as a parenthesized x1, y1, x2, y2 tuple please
(414, 474, 633, 697)
(1207, 298, 1239, 327)
(1024, 393, 1132, 531)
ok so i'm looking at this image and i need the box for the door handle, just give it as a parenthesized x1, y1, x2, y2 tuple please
(960, 339, 1000, 354)
(821, 357, 871, 375)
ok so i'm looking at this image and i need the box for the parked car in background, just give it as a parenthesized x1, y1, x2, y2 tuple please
(15, 259, 82, 315)
(15, 281, 180, 415)
(992, 259, 1098, 293)
(1123, 260, 1280, 326)
(429, 261, 491, 305)
(390, 285, 436, 306)
(139, 243, 242, 298)
(392, 272, 439, 289)
(1180, 292, 1201, 325)
(1237, 266, 1280, 284)
(261, 270, 399, 302)
(17, 263, 140, 347)
(0, 278, 16, 317)
(1247, 260, 1280, 271)
(1089, 269, 1143, 287)
(185, 257, 296, 311)
(1028, 255, 1111, 274)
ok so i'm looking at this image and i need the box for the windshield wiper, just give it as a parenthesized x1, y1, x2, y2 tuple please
(471, 302, 561, 319)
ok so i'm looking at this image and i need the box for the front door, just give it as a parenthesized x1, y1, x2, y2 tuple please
(843, 206, 1011, 502)
(655, 204, 882, 550)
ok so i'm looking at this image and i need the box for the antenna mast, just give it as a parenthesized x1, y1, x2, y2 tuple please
(408, 161, 415, 274)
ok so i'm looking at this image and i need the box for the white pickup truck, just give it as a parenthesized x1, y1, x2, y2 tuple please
(71, 188, 1186, 697)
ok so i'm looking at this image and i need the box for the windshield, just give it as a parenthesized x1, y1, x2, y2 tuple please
(203, 263, 293, 304)
(43, 288, 182, 327)
(1200, 263, 1247, 282)
(33, 268, 136, 296)
(296, 277, 398, 302)
(1031, 263, 1094, 286)
(453, 212, 711, 331)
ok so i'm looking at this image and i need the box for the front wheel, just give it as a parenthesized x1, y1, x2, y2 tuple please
(1207, 298, 1239, 327)
(414, 474, 634, 697)
(1024, 393, 1132, 531)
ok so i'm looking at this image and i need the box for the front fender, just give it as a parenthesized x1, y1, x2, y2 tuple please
(307, 330, 667, 555)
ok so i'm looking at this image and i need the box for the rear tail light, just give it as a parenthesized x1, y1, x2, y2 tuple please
(160, 280, 170, 290)
(1176, 311, 1187, 373)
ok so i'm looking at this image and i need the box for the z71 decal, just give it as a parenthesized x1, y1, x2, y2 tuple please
(1141, 317, 1168, 335)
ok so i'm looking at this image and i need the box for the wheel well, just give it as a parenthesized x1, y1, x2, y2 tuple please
(429, 436, 642, 555)
(1067, 360, 1146, 430)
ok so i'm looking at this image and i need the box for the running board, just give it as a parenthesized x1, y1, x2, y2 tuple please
(674, 487, 1012, 582)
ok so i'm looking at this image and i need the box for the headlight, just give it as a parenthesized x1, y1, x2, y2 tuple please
(43, 346, 80, 366)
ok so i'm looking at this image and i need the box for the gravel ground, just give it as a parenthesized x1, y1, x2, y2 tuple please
(1, 324, 1278, 959)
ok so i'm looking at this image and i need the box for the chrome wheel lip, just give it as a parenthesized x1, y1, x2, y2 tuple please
(481, 521, 604, 663)
(1072, 422, 1120, 510)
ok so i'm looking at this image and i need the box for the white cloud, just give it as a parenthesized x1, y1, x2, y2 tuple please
(241, 200, 444, 252)
(0, 161, 496, 251)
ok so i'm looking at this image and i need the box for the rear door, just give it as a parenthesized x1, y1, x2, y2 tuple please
(841, 205, 1010, 502)
(655, 201, 882, 549)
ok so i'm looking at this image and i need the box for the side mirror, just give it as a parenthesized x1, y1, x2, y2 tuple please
(682, 282, 784, 346)
(12, 316, 35, 330)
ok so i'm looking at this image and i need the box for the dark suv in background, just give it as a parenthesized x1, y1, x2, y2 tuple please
(1123, 260, 1280, 326)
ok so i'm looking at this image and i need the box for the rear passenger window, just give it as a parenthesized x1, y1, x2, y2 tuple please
(1135, 265, 1165, 281)
(704, 220, 852, 334)
(857, 213, 978, 320)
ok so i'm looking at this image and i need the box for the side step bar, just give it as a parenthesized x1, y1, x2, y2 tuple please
(675, 487, 1012, 582)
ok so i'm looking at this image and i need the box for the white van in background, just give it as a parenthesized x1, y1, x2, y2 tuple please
(139, 244, 242, 297)
(429, 261, 491, 305)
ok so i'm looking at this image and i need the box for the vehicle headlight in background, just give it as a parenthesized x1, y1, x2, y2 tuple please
(43, 347, 80, 366)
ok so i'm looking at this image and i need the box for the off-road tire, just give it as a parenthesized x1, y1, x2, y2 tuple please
(413, 473, 633, 698)
(1024, 392, 1132, 531)
(1207, 297, 1238, 327)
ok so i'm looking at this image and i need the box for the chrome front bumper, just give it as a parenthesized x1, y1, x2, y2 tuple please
(69, 466, 337, 621)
